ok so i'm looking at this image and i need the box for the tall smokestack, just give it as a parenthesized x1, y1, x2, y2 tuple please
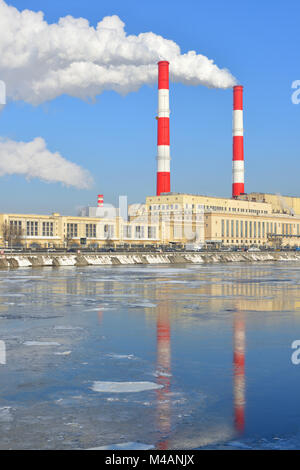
(97, 194, 103, 207)
(232, 85, 244, 198)
(157, 61, 171, 196)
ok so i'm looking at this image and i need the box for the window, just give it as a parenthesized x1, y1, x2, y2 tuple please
(104, 224, 114, 238)
(135, 226, 145, 239)
(123, 226, 132, 238)
(86, 224, 96, 238)
(42, 222, 54, 237)
(10, 220, 22, 230)
(27, 221, 38, 236)
(148, 226, 156, 239)
(221, 220, 225, 237)
(67, 223, 78, 238)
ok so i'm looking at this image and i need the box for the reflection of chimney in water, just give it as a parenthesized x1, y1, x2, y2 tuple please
(156, 301, 171, 450)
(233, 312, 246, 434)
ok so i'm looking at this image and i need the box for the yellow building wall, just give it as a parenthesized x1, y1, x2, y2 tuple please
(239, 193, 300, 216)
(1, 193, 300, 248)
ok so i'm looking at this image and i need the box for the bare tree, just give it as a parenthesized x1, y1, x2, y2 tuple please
(1, 222, 24, 246)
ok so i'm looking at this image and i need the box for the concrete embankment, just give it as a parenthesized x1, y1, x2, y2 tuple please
(0, 251, 300, 268)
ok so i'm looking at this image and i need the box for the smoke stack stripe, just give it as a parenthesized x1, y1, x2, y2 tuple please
(97, 194, 103, 207)
(232, 85, 244, 198)
(157, 61, 171, 196)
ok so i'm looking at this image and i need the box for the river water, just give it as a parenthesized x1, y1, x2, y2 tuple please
(0, 262, 300, 450)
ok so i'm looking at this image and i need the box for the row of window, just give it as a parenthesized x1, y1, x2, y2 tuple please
(221, 220, 300, 238)
(149, 204, 268, 214)
(9, 220, 54, 237)
(123, 226, 156, 239)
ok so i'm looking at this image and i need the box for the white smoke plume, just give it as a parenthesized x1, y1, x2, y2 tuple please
(0, 1, 236, 105)
(0, 137, 94, 188)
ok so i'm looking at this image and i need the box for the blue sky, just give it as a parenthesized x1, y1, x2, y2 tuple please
(0, 0, 299, 214)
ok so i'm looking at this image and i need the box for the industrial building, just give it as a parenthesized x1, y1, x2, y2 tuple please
(0, 62, 300, 250)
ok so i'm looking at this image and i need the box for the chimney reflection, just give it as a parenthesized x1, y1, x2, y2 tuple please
(233, 311, 246, 434)
(156, 299, 171, 450)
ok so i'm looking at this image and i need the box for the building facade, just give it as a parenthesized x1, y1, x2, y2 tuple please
(0, 212, 159, 248)
(1, 192, 300, 248)
(146, 193, 300, 247)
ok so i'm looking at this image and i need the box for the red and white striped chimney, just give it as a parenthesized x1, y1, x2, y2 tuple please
(232, 85, 244, 198)
(157, 61, 171, 196)
(97, 194, 103, 207)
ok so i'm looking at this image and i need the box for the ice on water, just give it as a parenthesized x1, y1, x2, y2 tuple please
(0, 263, 299, 449)
(91, 381, 163, 393)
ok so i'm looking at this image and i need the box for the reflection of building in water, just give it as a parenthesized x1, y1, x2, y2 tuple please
(1, 267, 300, 318)
(233, 312, 245, 434)
(156, 299, 171, 449)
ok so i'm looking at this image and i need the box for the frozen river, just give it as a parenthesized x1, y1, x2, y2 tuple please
(0, 262, 300, 450)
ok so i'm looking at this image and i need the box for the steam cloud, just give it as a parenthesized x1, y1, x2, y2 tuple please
(0, 1, 236, 105)
(0, 137, 94, 188)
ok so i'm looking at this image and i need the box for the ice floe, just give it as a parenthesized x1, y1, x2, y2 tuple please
(88, 442, 154, 450)
(0, 407, 12, 422)
(24, 341, 60, 346)
(54, 351, 72, 356)
(91, 381, 163, 393)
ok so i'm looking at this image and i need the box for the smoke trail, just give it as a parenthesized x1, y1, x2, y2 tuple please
(0, 137, 94, 189)
(0, 1, 236, 105)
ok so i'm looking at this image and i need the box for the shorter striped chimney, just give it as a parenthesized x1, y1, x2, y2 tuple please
(156, 61, 171, 196)
(97, 194, 104, 207)
(232, 85, 244, 198)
